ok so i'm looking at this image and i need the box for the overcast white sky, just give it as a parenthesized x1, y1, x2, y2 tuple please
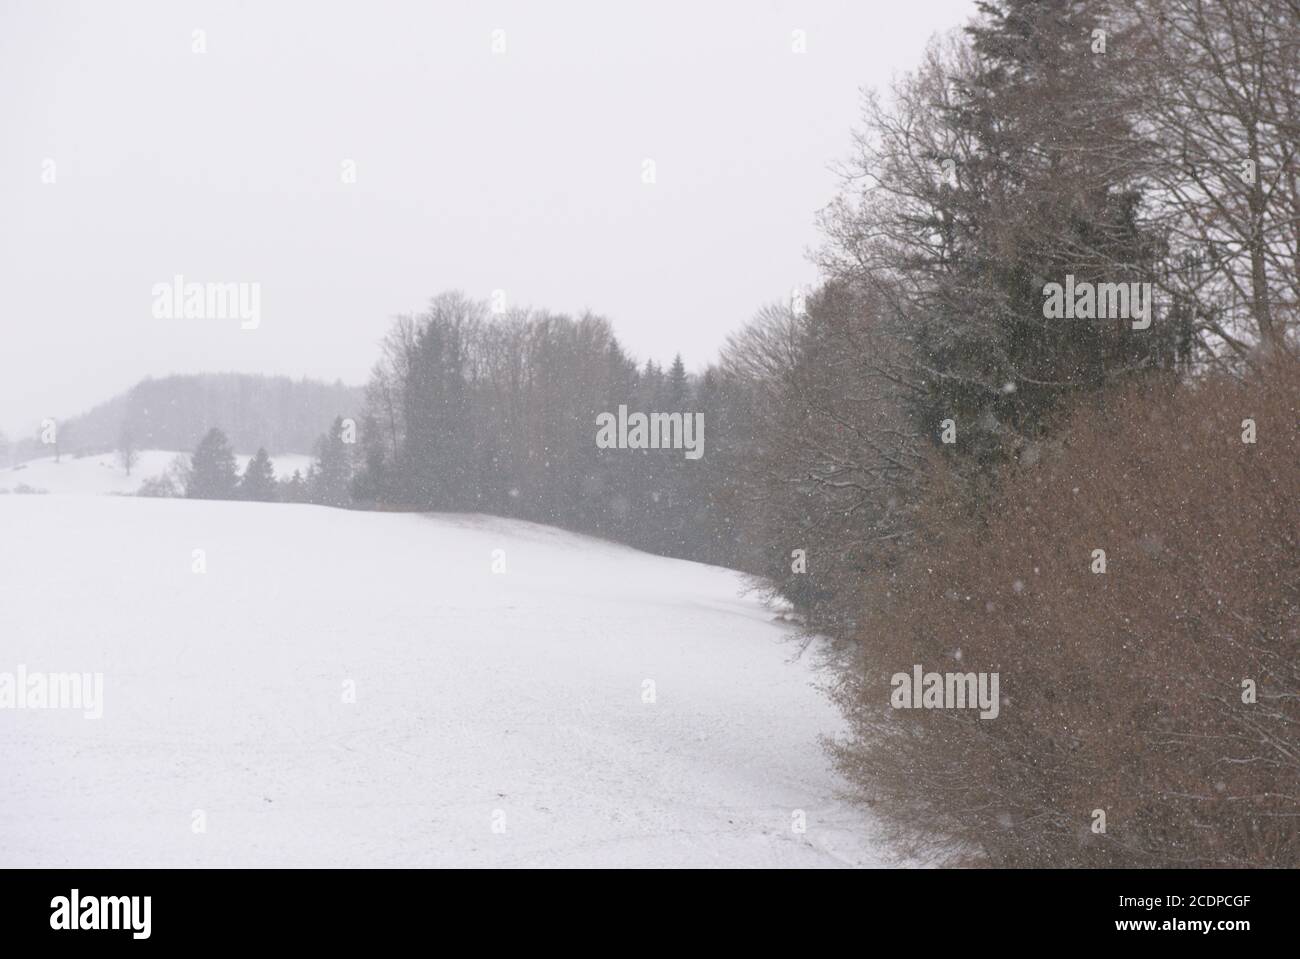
(0, 0, 972, 436)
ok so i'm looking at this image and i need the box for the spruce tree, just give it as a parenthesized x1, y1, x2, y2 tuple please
(238, 447, 279, 502)
(666, 354, 689, 408)
(919, 0, 1183, 455)
(186, 428, 238, 500)
(279, 469, 308, 504)
(309, 416, 354, 507)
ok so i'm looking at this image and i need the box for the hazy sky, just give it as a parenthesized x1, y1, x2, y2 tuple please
(0, 0, 972, 436)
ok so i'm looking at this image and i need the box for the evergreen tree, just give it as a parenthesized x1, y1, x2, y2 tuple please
(279, 469, 309, 504)
(821, 0, 1188, 472)
(666, 354, 689, 408)
(398, 297, 480, 509)
(186, 428, 238, 500)
(930, 0, 1181, 449)
(309, 416, 354, 507)
(351, 414, 391, 506)
(238, 447, 279, 502)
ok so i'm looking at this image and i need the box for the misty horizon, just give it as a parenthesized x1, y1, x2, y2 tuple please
(1, 0, 970, 435)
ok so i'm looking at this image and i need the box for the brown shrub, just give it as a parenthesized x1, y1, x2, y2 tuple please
(829, 358, 1299, 866)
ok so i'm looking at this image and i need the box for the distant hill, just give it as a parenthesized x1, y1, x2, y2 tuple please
(8, 373, 362, 463)
(1, 449, 315, 496)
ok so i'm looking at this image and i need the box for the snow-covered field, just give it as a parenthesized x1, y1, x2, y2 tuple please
(1, 450, 313, 496)
(0, 495, 885, 867)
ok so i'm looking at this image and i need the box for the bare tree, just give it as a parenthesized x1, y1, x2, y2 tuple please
(1136, 0, 1300, 361)
(117, 427, 139, 477)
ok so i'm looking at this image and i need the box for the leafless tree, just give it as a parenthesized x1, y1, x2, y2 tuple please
(1135, 0, 1300, 362)
(117, 427, 139, 477)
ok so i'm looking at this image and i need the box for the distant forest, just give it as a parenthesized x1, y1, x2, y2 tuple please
(4, 373, 361, 464)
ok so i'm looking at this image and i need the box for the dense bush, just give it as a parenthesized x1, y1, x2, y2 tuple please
(829, 359, 1299, 866)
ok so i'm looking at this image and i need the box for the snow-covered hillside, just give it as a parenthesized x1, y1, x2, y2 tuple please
(1, 450, 313, 496)
(0, 496, 885, 867)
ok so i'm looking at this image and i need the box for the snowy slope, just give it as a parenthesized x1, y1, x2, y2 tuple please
(0, 496, 885, 867)
(1, 450, 313, 496)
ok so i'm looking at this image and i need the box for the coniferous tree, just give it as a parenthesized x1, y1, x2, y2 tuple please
(351, 414, 392, 507)
(309, 416, 354, 507)
(666, 354, 689, 407)
(186, 428, 238, 500)
(238, 447, 279, 502)
(820, 0, 1188, 474)
(279, 469, 309, 504)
